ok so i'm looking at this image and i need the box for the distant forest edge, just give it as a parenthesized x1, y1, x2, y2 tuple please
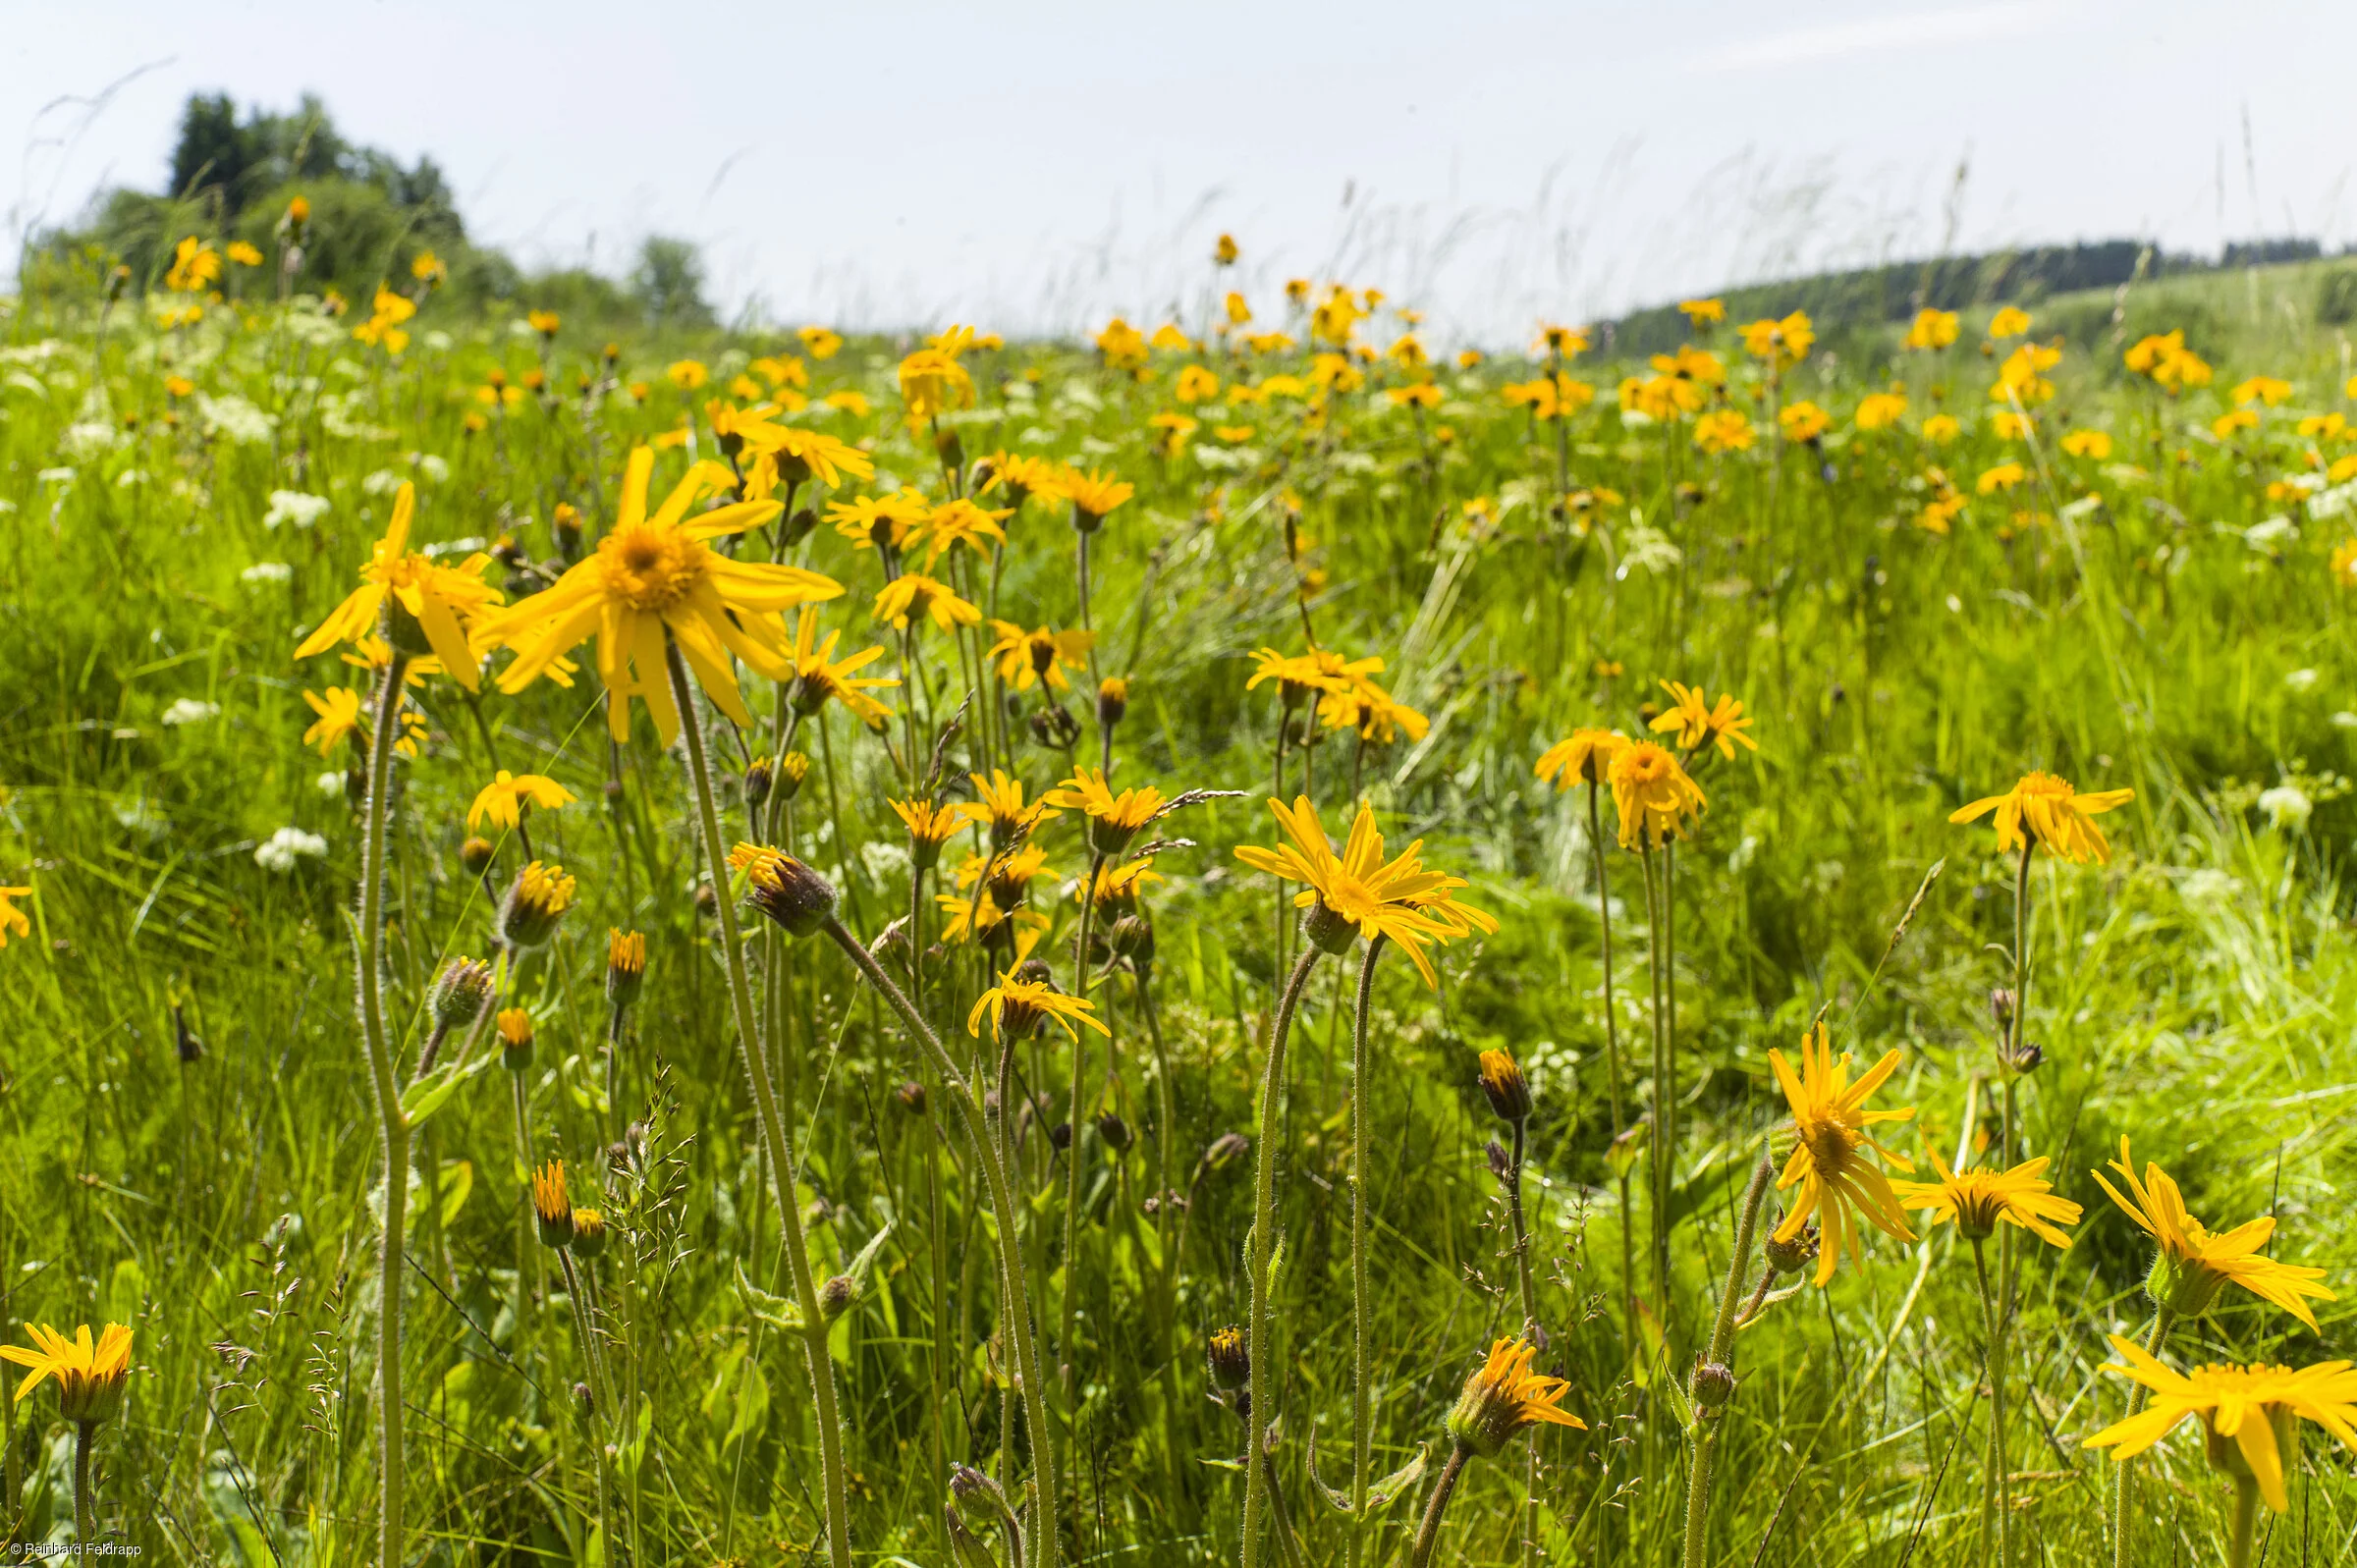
(1609, 238, 2347, 357)
(19, 92, 720, 334)
(17, 90, 2357, 354)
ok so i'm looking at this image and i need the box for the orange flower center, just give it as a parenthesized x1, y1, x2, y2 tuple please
(602, 522, 704, 612)
(1800, 1113, 1856, 1177)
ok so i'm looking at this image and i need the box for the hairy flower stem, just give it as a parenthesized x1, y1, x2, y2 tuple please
(1971, 1237, 2011, 1568)
(357, 649, 411, 1568)
(1061, 852, 1108, 1416)
(821, 914, 1063, 1568)
(1682, 1147, 1774, 1568)
(664, 643, 855, 1568)
(2225, 1474, 2261, 1568)
(2110, 1304, 2178, 1568)
(1638, 843, 1671, 1335)
(71, 1420, 95, 1545)
(1407, 1443, 1471, 1568)
(1240, 946, 1324, 1568)
(1347, 937, 1388, 1568)
(1255, 1439, 1310, 1568)
(1585, 782, 1634, 1357)
(560, 1249, 619, 1564)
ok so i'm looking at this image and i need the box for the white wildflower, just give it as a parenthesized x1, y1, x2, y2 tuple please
(161, 698, 220, 727)
(255, 827, 330, 873)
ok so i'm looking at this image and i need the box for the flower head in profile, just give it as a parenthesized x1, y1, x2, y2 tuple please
(1058, 468, 1134, 529)
(968, 967, 1110, 1044)
(1445, 1337, 1586, 1459)
(2084, 1339, 2357, 1513)
(1678, 298, 1727, 327)
(739, 420, 876, 494)
(1245, 647, 1384, 707)
(0, 886, 30, 948)
(1769, 1022, 1916, 1286)
(899, 346, 974, 422)
(987, 622, 1096, 692)
(531, 1160, 576, 1248)
(1047, 767, 1170, 856)
(1894, 1144, 2080, 1247)
(468, 770, 576, 832)
(1319, 676, 1429, 745)
(1607, 741, 1706, 848)
(799, 325, 845, 359)
(1, 1323, 135, 1423)
(789, 608, 899, 729)
(496, 861, 576, 949)
(827, 491, 931, 555)
(1649, 680, 1757, 762)
(957, 770, 1062, 846)
(293, 484, 503, 686)
(1076, 856, 1163, 914)
(731, 842, 841, 938)
(1534, 729, 1626, 789)
(872, 573, 980, 633)
(916, 499, 1013, 567)
(1948, 772, 2134, 864)
(471, 448, 841, 743)
(1233, 796, 1493, 987)
(2092, 1138, 2332, 1325)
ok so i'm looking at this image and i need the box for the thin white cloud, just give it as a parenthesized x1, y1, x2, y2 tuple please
(1691, 3, 2050, 75)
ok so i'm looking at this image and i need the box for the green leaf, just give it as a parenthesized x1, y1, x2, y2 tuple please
(734, 1260, 805, 1331)
(400, 1054, 489, 1127)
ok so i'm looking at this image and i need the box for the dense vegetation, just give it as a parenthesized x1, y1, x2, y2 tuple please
(3, 185, 2357, 1568)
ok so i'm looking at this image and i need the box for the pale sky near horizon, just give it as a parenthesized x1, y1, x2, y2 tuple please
(6, 0, 2354, 344)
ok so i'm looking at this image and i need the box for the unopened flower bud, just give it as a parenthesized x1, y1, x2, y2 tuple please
(1097, 676, 1129, 730)
(2007, 1040, 2045, 1074)
(498, 1007, 536, 1071)
(1110, 912, 1155, 966)
(1487, 1139, 1513, 1181)
(1692, 1360, 1736, 1410)
(733, 843, 838, 938)
(1989, 988, 2016, 1032)
(459, 836, 497, 877)
(743, 756, 774, 808)
(431, 956, 496, 1030)
(1028, 704, 1083, 750)
(784, 507, 820, 548)
(1096, 1112, 1131, 1154)
(571, 1207, 608, 1260)
(497, 860, 576, 949)
(605, 929, 646, 1010)
(573, 1380, 595, 1419)
(1050, 1121, 1073, 1152)
(896, 1080, 928, 1115)
(775, 751, 811, 801)
(1203, 1131, 1249, 1171)
(1477, 1048, 1532, 1122)
(819, 1273, 857, 1320)
(1207, 1325, 1250, 1390)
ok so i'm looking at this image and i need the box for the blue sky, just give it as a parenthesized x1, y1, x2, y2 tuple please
(6, 0, 2353, 343)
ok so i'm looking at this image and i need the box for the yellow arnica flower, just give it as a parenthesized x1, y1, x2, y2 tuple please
(900, 347, 974, 421)
(468, 770, 576, 831)
(1607, 740, 1705, 848)
(473, 447, 842, 744)
(741, 421, 876, 495)
(1058, 468, 1134, 526)
(1948, 772, 2135, 864)
(1319, 676, 1428, 745)
(1445, 1337, 1587, 1459)
(1649, 680, 1757, 762)
(969, 968, 1111, 1044)
(0, 886, 30, 948)
(1894, 1145, 2080, 1248)
(2084, 1337, 2357, 1513)
(827, 492, 932, 554)
(1047, 767, 1168, 853)
(1534, 729, 1625, 789)
(1769, 1022, 1916, 1286)
(872, 573, 980, 633)
(917, 499, 1014, 567)
(1, 1322, 134, 1423)
(294, 483, 504, 687)
(1245, 646, 1384, 705)
(2092, 1137, 2332, 1325)
(789, 608, 900, 729)
(892, 798, 966, 850)
(957, 770, 1061, 845)
(1076, 856, 1162, 911)
(987, 622, 1096, 692)
(302, 687, 364, 756)
(531, 1160, 576, 1247)
(1233, 796, 1495, 987)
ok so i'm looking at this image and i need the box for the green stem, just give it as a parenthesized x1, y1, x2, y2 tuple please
(1586, 782, 1633, 1358)
(2111, 1304, 2178, 1568)
(2225, 1474, 2260, 1568)
(664, 642, 854, 1568)
(1063, 853, 1108, 1415)
(1408, 1444, 1471, 1568)
(1682, 1147, 1774, 1568)
(821, 914, 1063, 1568)
(1240, 946, 1324, 1568)
(357, 650, 411, 1568)
(72, 1420, 94, 1545)
(1507, 1117, 1537, 1327)
(1972, 1237, 2011, 1568)
(1639, 843, 1670, 1333)
(1261, 1450, 1310, 1568)
(1348, 937, 1388, 1568)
